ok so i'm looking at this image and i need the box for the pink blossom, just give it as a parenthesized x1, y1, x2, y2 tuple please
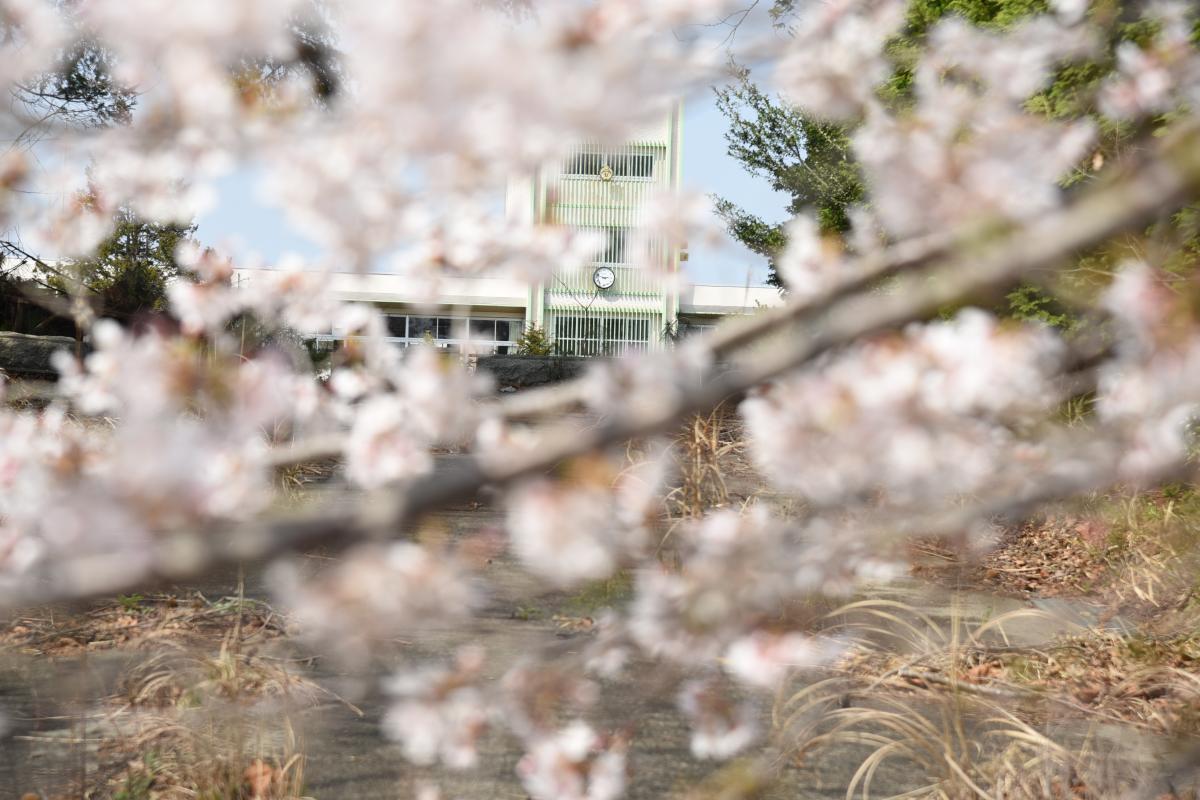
(775, 0, 906, 121)
(270, 543, 481, 664)
(0, 0, 66, 91)
(516, 722, 627, 800)
(741, 310, 1065, 506)
(343, 395, 433, 488)
(506, 453, 663, 587)
(677, 680, 759, 760)
(775, 215, 850, 300)
(501, 662, 600, 740)
(383, 648, 490, 769)
(723, 631, 842, 689)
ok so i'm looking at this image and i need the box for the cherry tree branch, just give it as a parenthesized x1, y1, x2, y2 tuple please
(8, 120, 1200, 610)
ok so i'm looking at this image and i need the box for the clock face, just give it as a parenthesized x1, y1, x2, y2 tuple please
(593, 266, 616, 289)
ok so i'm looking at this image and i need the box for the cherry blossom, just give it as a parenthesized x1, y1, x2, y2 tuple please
(629, 508, 798, 663)
(1100, 2, 1199, 120)
(774, 215, 850, 300)
(344, 394, 434, 488)
(837, 10, 1096, 238)
(268, 543, 482, 664)
(516, 722, 627, 800)
(0, 0, 66, 92)
(501, 661, 601, 741)
(505, 453, 664, 587)
(382, 648, 490, 769)
(775, 0, 905, 121)
(741, 310, 1065, 507)
(677, 680, 760, 760)
(1096, 264, 1200, 482)
(723, 631, 842, 689)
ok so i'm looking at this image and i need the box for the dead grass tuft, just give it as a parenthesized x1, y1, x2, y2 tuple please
(776, 597, 1200, 798)
(90, 634, 338, 800)
(665, 405, 738, 521)
(1, 592, 286, 657)
(916, 486, 1200, 620)
(100, 712, 309, 800)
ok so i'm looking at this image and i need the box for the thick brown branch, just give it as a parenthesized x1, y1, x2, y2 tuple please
(7, 120, 1200, 610)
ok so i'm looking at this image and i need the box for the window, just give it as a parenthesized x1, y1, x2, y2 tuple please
(565, 151, 605, 176)
(409, 317, 437, 340)
(585, 227, 628, 265)
(679, 321, 716, 338)
(563, 148, 655, 180)
(608, 152, 653, 178)
(553, 313, 652, 356)
(469, 319, 496, 340)
(378, 315, 522, 354)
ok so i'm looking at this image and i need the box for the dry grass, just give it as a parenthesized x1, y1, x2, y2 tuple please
(89, 633, 339, 800)
(988, 631, 1200, 735)
(774, 597, 1200, 798)
(924, 486, 1200, 615)
(1, 592, 334, 799)
(101, 712, 308, 800)
(118, 637, 323, 710)
(1, 592, 286, 657)
(664, 405, 738, 521)
(780, 680, 1101, 800)
(274, 458, 340, 496)
(1091, 488, 1200, 616)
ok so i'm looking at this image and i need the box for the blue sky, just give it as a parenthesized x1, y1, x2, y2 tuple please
(195, 91, 790, 288)
(680, 94, 790, 286)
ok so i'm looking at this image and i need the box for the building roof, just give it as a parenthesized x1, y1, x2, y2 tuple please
(678, 283, 783, 316)
(232, 268, 782, 317)
(234, 269, 529, 312)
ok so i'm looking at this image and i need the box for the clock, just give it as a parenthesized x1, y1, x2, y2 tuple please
(592, 266, 616, 290)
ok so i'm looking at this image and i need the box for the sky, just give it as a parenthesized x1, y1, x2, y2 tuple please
(680, 94, 790, 286)
(194, 90, 791, 288)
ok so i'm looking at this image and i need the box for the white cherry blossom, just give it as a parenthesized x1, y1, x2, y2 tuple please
(516, 722, 627, 800)
(677, 680, 760, 760)
(383, 648, 490, 769)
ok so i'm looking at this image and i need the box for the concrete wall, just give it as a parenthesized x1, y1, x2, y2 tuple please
(0, 331, 78, 379)
(476, 354, 591, 389)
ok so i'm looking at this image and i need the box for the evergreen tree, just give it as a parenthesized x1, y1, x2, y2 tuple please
(43, 205, 196, 321)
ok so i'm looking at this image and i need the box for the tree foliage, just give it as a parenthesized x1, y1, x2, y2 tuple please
(516, 324, 554, 356)
(13, 38, 134, 135)
(720, 0, 1200, 304)
(43, 206, 196, 321)
(714, 66, 863, 287)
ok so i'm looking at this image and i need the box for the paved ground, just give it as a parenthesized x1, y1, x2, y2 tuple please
(0, 454, 1187, 799)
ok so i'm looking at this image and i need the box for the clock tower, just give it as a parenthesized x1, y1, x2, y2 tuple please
(512, 105, 684, 356)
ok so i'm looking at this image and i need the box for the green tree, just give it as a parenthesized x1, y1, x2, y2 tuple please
(9, 1, 337, 141)
(44, 205, 197, 321)
(719, 0, 1200, 307)
(13, 38, 134, 141)
(714, 66, 864, 287)
(516, 324, 554, 356)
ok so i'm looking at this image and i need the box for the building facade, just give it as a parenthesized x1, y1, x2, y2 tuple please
(234, 106, 781, 355)
(517, 110, 683, 355)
